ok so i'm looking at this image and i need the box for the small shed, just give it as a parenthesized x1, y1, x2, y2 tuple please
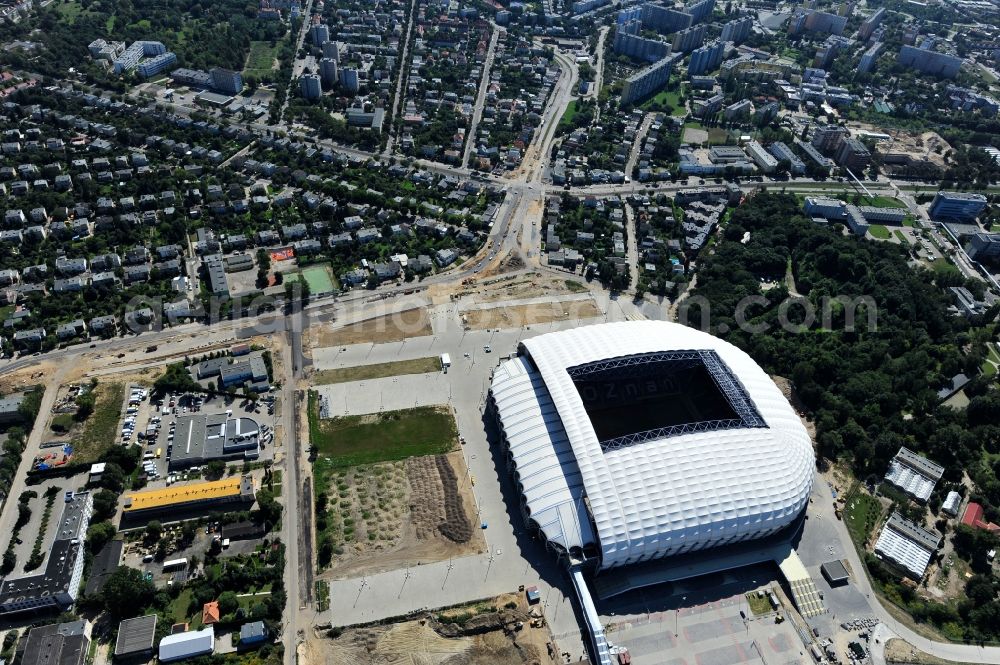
(821, 560, 849, 586)
(239, 621, 268, 646)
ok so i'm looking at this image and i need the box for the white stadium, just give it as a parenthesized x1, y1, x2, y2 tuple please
(489, 320, 814, 573)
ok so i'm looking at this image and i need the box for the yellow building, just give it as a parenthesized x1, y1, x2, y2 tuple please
(123, 475, 255, 517)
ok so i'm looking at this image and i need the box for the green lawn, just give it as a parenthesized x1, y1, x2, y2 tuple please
(52, 0, 84, 22)
(315, 580, 330, 611)
(982, 346, 1000, 379)
(564, 280, 588, 293)
(845, 491, 883, 546)
(893, 230, 909, 244)
(867, 225, 891, 240)
(73, 382, 126, 463)
(930, 258, 961, 278)
(642, 87, 684, 115)
(707, 127, 729, 145)
(244, 40, 280, 76)
(312, 357, 441, 385)
(308, 397, 457, 468)
(559, 100, 579, 128)
(864, 195, 908, 209)
(746, 592, 773, 616)
(168, 588, 194, 625)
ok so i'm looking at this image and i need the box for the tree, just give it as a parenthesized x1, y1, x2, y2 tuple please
(965, 574, 998, 605)
(145, 520, 164, 543)
(181, 522, 197, 544)
(102, 567, 156, 617)
(98, 464, 127, 493)
(218, 590, 239, 616)
(1, 550, 15, 575)
(74, 391, 96, 421)
(86, 521, 117, 555)
(206, 460, 226, 480)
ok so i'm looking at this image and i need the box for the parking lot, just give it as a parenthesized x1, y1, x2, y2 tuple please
(133, 391, 276, 484)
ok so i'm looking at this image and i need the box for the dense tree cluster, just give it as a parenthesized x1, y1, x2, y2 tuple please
(690, 192, 1000, 642)
(0, 0, 285, 79)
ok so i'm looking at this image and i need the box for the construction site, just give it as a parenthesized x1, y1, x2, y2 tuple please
(311, 593, 560, 665)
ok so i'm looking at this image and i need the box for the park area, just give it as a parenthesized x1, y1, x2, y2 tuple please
(682, 122, 730, 146)
(244, 40, 281, 78)
(844, 490, 883, 547)
(308, 399, 457, 468)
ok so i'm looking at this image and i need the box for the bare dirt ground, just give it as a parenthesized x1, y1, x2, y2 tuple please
(310, 308, 433, 348)
(885, 638, 977, 665)
(320, 451, 485, 579)
(475, 272, 589, 304)
(463, 299, 602, 330)
(846, 123, 951, 167)
(771, 375, 817, 440)
(3, 361, 61, 392)
(310, 593, 558, 665)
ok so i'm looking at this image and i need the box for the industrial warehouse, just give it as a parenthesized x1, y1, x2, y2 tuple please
(488, 321, 816, 663)
(168, 413, 262, 470)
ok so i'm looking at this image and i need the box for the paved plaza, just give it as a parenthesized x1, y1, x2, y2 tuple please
(604, 589, 812, 665)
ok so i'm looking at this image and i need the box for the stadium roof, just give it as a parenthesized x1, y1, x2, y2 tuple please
(491, 321, 814, 571)
(123, 476, 245, 512)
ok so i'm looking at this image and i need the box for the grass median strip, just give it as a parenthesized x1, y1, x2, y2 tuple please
(312, 357, 442, 385)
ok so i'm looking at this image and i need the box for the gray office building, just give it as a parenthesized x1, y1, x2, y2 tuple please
(169, 413, 261, 470)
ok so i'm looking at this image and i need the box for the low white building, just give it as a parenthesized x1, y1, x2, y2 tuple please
(941, 490, 962, 517)
(159, 627, 214, 662)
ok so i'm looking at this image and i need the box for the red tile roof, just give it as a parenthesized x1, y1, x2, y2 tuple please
(202, 601, 220, 625)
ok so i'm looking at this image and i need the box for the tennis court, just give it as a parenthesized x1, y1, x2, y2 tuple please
(301, 264, 337, 294)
